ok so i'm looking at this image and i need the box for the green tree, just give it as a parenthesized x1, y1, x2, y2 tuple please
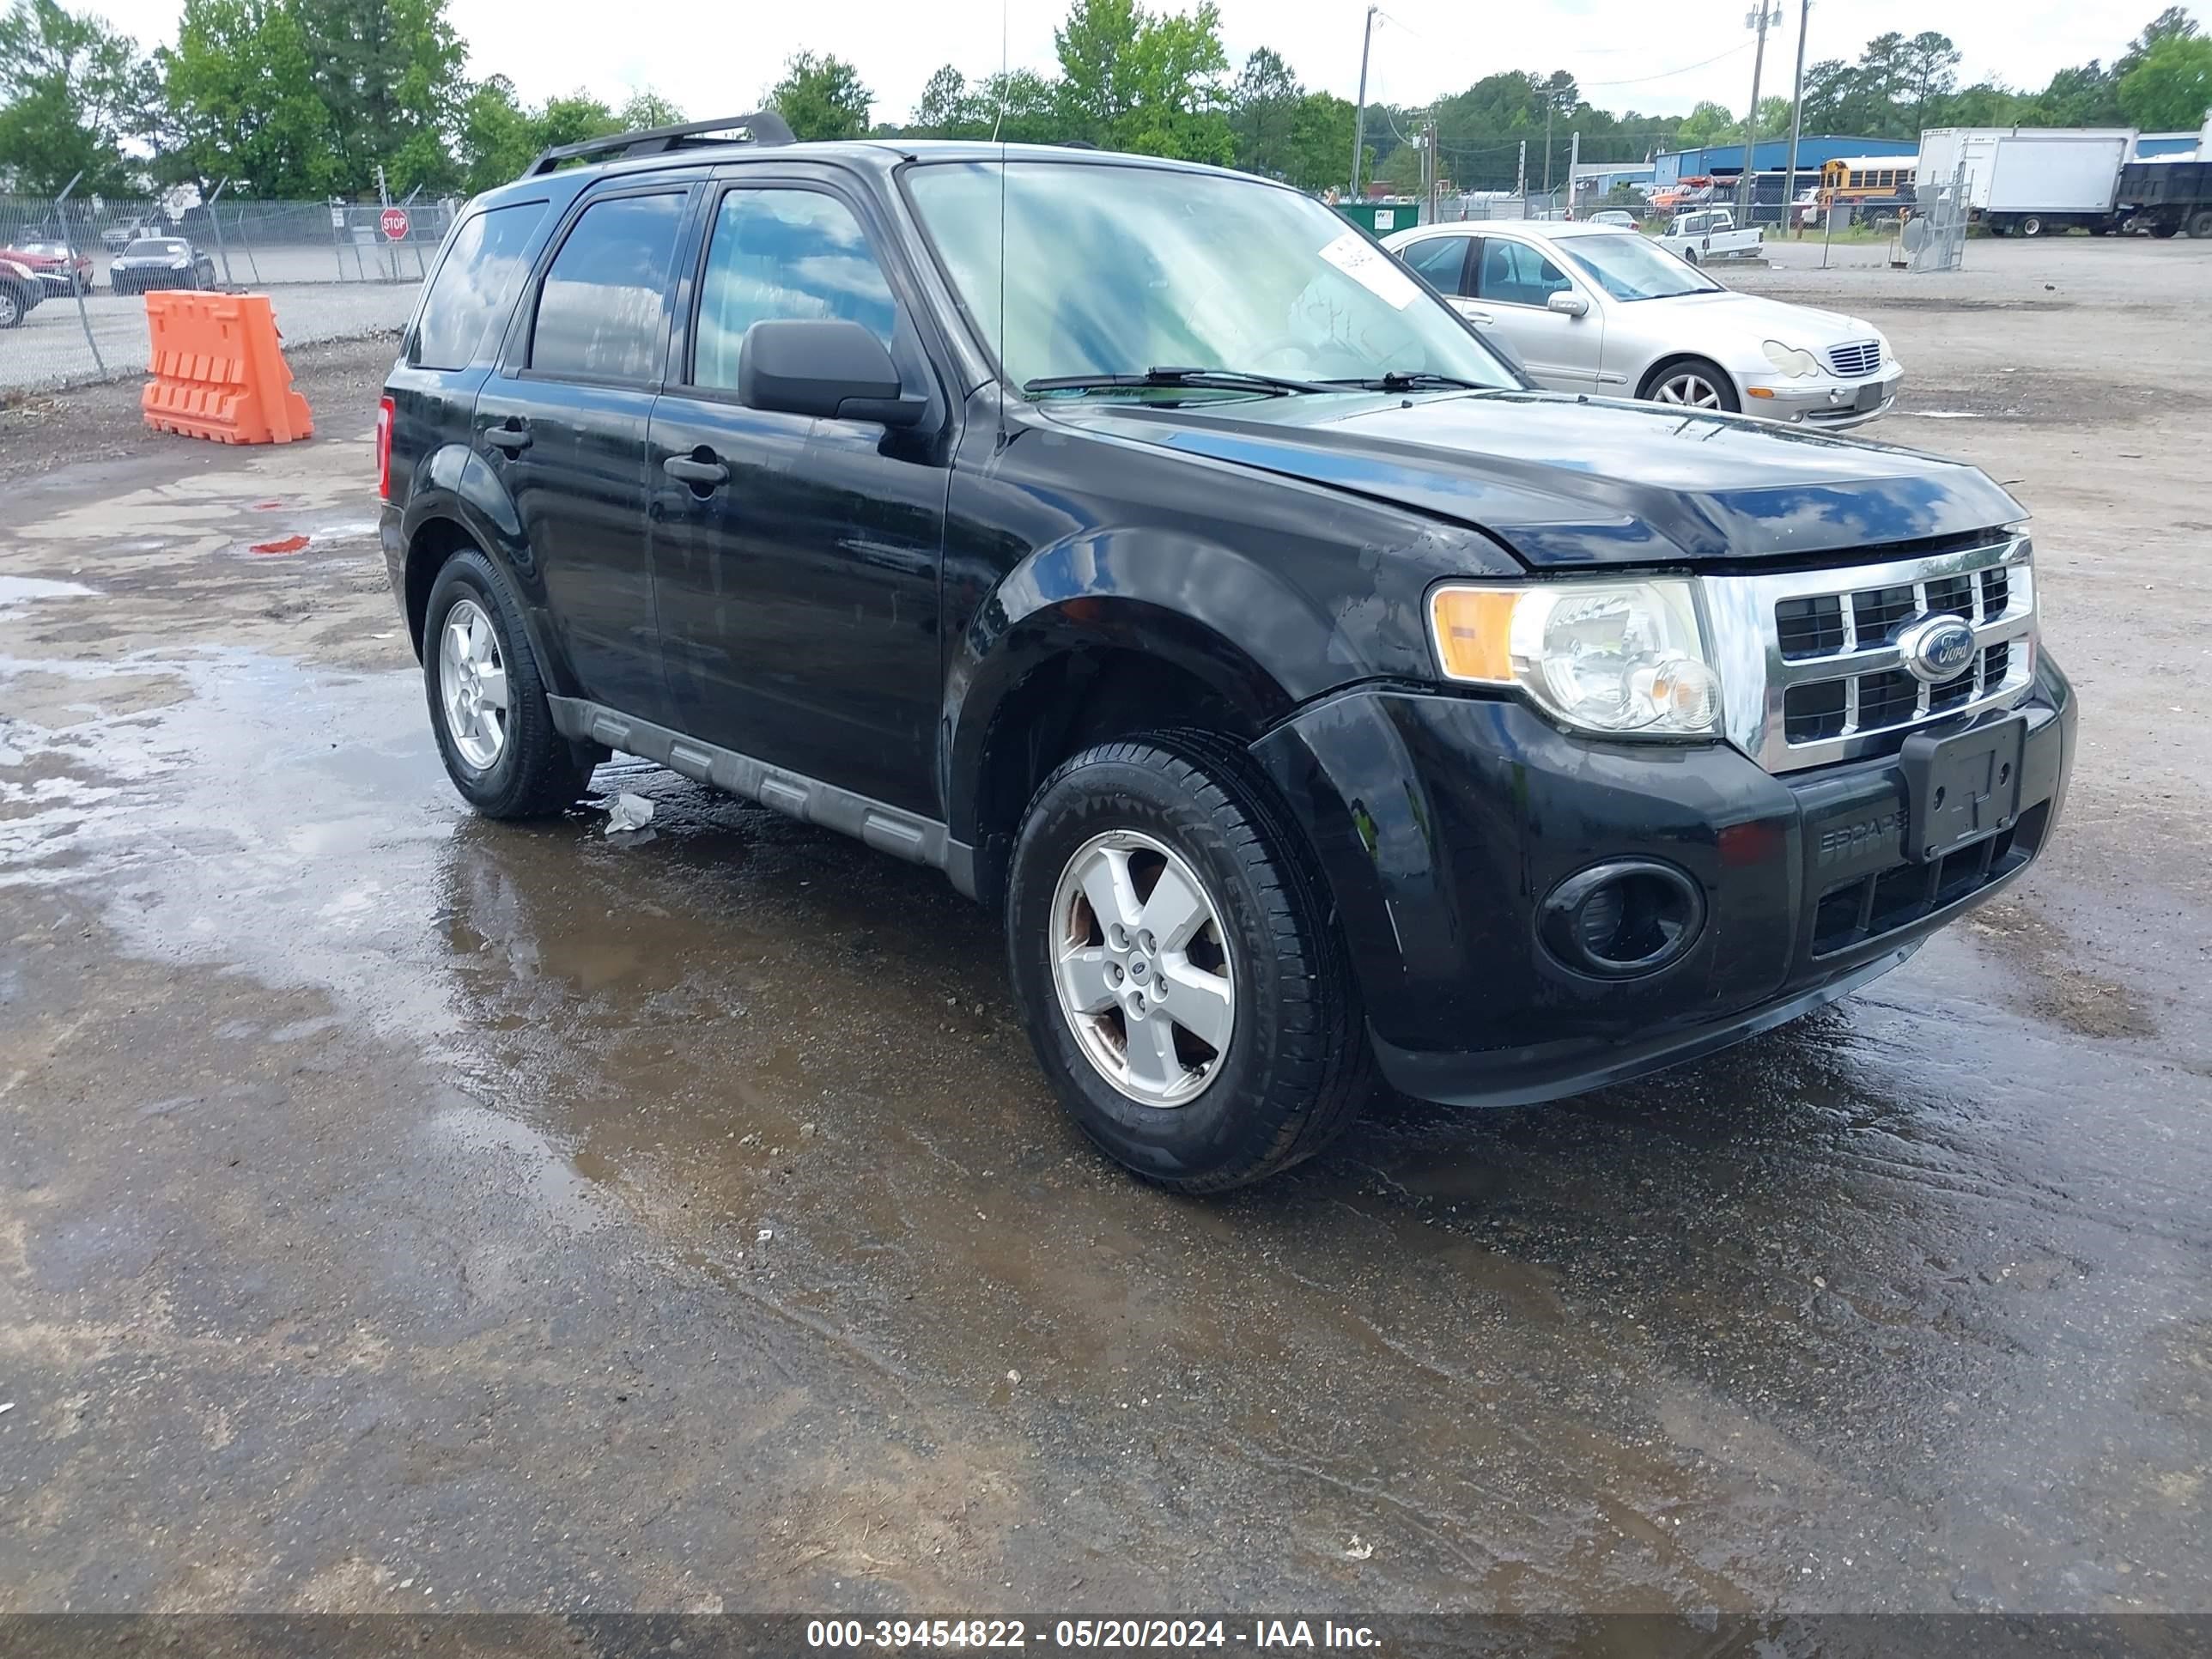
(1053, 0, 1231, 161)
(2117, 7, 2200, 78)
(161, 0, 338, 196)
(769, 50, 870, 140)
(1798, 58, 1854, 131)
(1228, 45, 1299, 178)
(909, 64, 974, 136)
(0, 0, 157, 193)
(453, 74, 536, 191)
(297, 0, 467, 194)
(1674, 100, 1741, 149)
(2118, 33, 2212, 129)
(617, 88, 684, 131)
(2030, 60, 2124, 125)
(1902, 32, 1960, 131)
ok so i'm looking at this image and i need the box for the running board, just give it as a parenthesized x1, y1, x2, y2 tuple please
(547, 697, 975, 896)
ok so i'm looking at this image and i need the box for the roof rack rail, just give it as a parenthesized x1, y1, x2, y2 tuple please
(524, 111, 797, 178)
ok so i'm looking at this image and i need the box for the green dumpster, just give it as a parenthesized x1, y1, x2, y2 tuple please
(1335, 201, 1422, 236)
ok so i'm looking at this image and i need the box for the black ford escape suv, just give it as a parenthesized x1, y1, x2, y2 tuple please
(379, 114, 2075, 1191)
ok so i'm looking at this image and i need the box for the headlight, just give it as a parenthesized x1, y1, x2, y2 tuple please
(1761, 340, 1821, 379)
(1429, 579, 1721, 737)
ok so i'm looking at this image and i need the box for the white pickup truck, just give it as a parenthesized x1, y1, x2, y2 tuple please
(1656, 207, 1764, 264)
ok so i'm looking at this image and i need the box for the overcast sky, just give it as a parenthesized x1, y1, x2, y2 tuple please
(84, 0, 2211, 129)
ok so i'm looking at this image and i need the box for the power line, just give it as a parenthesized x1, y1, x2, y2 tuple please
(1580, 41, 1758, 88)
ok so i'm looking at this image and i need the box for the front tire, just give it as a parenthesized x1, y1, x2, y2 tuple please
(1641, 356, 1741, 414)
(422, 547, 592, 818)
(1006, 731, 1372, 1192)
(0, 288, 21, 330)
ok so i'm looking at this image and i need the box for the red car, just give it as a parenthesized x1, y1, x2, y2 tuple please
(0, 238, 95, 296)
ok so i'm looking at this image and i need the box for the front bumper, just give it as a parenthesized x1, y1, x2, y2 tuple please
(1250, 656, 2073, 1108)
(1746, 366, 1904, 429)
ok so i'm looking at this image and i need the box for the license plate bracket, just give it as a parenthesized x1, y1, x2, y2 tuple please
(1899, 715, 2027, 862)
(1854, 380, 1884, 412)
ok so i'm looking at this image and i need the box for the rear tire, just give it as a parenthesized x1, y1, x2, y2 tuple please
(0, 288, 21, 330)
(2019, 216, 2044, 238)
(422, 546, 592, 819)
(1006, 730, 1373, 1192)
(2149, 219, 2180, 240)
(2187, 209, 2212, 240)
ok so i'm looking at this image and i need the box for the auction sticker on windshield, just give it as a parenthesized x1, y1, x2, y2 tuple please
(1318, 231, 1421, 310)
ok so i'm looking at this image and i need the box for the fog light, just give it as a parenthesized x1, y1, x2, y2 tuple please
(1539, 860, 1705, 979)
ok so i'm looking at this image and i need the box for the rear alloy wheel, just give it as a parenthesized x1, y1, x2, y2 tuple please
(2020, 216, 2044, 238)
(1006, 731, 1373, 1191)
(423, 546, 593, 818)
(1644, 358, 1740, 414)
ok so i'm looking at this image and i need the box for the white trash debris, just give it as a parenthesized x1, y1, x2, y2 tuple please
(605, 793, 655, 834)
(1345, 1535, 1373, 1560)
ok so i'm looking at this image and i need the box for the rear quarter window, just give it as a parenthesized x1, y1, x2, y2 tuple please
(413, 202, 549, 372)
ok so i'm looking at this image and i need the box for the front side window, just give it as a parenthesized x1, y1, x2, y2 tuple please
(1476, 240, 1574, 307)
(530, 191, 685, 383)
(904, 160, 1516, 396)
(692, 190, 898, 391)
(1396, 236, 1471, 295)
(1558, 233, 1720, 301)
(415, 201, 546, 371)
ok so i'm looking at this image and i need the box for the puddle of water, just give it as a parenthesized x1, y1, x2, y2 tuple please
(0, 575, 99, 611)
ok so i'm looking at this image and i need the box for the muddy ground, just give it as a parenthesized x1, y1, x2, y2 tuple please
(3, 235, 2209, 1626)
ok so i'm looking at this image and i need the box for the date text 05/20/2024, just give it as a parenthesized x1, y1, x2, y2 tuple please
(805, 1619, 1382, 1650)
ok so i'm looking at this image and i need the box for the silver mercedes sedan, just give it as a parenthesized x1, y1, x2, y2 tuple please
(1381, 220, 1902, 430)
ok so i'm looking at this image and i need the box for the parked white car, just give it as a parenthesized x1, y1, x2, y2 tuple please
(1656, 206, 1764, 264)
(1382, 221, 1903, 429)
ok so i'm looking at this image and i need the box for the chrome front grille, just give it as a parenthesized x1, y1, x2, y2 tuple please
(1826, 339, 1882, 378)
(1702, 536, 2038, 774)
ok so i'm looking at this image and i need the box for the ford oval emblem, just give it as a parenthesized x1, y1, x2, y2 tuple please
(1897, 614, 1978, 684)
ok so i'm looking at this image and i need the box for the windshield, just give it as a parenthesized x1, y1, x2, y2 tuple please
(1556, 233, 1721, 301)
(124, 239, 187, 258)
(904, 159, 1518, 398)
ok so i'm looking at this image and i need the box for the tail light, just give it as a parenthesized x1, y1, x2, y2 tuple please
(374, 395, 395, 500)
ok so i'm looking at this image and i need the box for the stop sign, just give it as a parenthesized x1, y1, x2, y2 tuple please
(380, 206, 410, 242)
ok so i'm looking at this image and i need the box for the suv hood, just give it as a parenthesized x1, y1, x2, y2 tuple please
(1049, 391, 2020, 567)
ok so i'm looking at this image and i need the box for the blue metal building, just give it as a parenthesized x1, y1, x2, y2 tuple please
(1652, 136, 1917, 188)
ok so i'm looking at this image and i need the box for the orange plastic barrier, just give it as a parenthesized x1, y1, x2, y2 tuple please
(142, 292, 314, 446)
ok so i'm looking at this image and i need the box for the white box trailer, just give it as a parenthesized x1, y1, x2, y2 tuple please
(1917, 127, 2136, 235)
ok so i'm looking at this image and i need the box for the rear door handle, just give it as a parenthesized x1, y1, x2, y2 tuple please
(663, 454, 729, 487)
(483, 423, 531, 453)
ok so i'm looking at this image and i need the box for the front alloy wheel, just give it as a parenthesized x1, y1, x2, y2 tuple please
(1050, 830, 1236, 1108)
(438, 597, 509, 769)
(1651, 367, 1729, 410)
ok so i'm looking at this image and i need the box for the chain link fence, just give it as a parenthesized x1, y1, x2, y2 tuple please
(1899, 161, 1971, 274)
(2, 194, 451, 395)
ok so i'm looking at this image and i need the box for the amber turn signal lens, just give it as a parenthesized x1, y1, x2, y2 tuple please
(1429, 586, 1519, 684)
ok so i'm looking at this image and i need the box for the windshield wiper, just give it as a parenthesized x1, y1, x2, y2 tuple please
(1024, 366, 1337, 398)
(1321, 371, 1491, 392)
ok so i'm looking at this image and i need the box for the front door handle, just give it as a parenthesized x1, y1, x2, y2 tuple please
(483, 422, 531, 453)
(1461, 308, 1494, 324)
(663, 453, 729, 488)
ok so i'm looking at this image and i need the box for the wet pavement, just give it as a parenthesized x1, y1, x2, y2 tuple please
(3, 330, 2209, 1619)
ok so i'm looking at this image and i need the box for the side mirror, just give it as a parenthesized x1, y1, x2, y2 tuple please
(738, 319, 927, 428)
(1547, 291, 1589, 318)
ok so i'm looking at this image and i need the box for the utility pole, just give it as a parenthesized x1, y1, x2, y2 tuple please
(1783, 0, 1812, 234)
(1567, 131, 1581, 217)
(1349, 4, 1378, 198)
(1544, 101, 1554, 199)
(1740, 5, 1780, 218)
(1516, 139, 1527, 202)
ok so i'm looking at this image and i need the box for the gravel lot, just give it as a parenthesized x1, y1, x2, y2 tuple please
(1, 235, 2207, 1633)
(0, 283, 416, 393)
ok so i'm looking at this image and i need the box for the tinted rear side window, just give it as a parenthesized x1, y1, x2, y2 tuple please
(414, 202, 547, 371)
(530, 192, 686, 383)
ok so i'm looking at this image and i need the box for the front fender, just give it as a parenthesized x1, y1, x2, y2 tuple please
(941, 529, 1351, 842)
